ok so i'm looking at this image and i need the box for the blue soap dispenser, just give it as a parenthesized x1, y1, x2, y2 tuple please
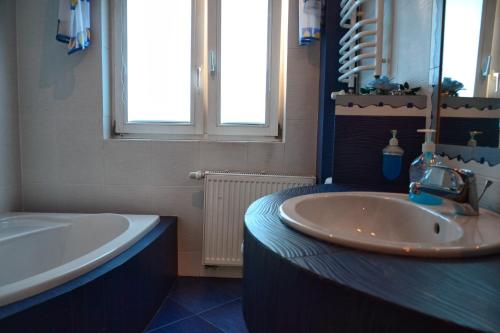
(409, 129, 443, 205)
(382, 130, 404, 181)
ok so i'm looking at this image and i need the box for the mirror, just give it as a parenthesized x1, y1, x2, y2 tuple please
(437, 0, 500, 151)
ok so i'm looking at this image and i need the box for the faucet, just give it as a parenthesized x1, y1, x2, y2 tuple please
(409, 165, 491, 216)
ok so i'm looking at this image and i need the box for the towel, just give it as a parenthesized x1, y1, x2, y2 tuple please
(299, 0, 322, 45)
(56, 0, 91, 54)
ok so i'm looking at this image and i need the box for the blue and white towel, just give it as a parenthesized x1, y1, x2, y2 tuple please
(299, 0, 322, 45)
(56, 0, 91, 54)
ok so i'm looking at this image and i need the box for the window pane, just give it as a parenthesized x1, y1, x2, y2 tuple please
(220, 0, 269, 125)
(127, 0, 192, 122)
(442, 0, 483, 97)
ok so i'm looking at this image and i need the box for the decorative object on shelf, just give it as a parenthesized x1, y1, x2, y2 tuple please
(360, 76, 421, 96)
(398, 82, 421, 96)
(441, 77, 464, 97)
(360, 76, 400, 95)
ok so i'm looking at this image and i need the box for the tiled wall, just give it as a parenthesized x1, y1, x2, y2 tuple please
(0, 0, 22, 212)
(16, 0, 320, 276)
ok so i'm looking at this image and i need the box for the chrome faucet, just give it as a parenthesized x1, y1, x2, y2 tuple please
(409, 165, 491, 216)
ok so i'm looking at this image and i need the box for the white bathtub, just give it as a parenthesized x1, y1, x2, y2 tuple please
(0, 213, 159, 307)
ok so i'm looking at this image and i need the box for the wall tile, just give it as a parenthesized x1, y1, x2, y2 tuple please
(283, 119, 317, 176)
(0, 142, 21, 187)
(286, 46, 321, 85)
(58, 184, 108, 213)
(178, 251, 202, 277)
(152, 187, 204, 253)
(285, 44, 321, 137)
(152, 141, 201, 186)
(287, 0, 300, 49)
(57, 140, 104, 185)
(104, 140, 152, 185)
(101, 185, 153, 214)
(246, 143, 285, 174)
(199, 142, 248, 172)
(0, 0, 21, 211)
(0, 185, 22, 212)
(22, 182, 61, 212)
(20, 111, 59, 183)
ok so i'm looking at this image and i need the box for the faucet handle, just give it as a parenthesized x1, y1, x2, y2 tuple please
(478, 179, 493, 202)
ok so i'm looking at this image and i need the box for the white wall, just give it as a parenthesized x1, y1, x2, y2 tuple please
(16, 0, 320, 276)
(0, 0, 22, 212)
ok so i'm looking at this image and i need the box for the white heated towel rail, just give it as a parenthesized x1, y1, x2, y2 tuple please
(191, 171, 315, 266)
(338, 0, 384, 89)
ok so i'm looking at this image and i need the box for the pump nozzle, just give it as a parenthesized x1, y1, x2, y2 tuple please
(417, 129, 436, 154)
(389, 130, 399, 146)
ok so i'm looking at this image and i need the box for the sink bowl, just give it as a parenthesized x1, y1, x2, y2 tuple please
(279, 192, 500, 258)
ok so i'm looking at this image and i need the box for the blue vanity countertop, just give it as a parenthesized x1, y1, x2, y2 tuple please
(244, 184, 500, 332)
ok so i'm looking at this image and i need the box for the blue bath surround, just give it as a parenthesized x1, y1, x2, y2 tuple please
(0, 217, 177, 333)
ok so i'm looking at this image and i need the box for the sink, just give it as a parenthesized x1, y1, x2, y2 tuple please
(279, 192, 500, 258)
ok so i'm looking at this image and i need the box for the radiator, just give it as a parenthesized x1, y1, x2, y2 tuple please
(200, 172, 316, 266)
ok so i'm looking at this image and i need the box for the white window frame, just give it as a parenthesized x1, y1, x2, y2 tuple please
(111, 0, 283, 139)
(112, 0, 204, 136)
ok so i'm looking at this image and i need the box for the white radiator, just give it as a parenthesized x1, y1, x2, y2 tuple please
(199, 172, 316, 266)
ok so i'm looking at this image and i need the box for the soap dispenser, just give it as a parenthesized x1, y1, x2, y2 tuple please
(382, 130, 404, 180)
(467, 131, 482, 147)
(409, 129, 443, 205)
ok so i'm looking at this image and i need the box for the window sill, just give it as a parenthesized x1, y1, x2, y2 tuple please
(109, 133, 284, 144)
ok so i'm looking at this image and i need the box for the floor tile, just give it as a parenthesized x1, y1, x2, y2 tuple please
(168, 277, 242, 313)
(145, 299, 194, 331)
(200, 299, 248, 333)
(153, 316, 223, 333)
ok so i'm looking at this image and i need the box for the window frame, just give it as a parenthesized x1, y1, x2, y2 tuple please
(111, 0, 204, 136)
(111, 0, 284, 139)
(206, 0, 282, 137)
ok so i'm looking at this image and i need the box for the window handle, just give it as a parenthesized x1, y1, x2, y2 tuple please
(196, 66, 202, 89)
(209, 51, 217, 78)
(482, 55, 491, 77)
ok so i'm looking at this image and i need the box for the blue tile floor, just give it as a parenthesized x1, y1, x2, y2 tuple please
(144, 277, 248, 333)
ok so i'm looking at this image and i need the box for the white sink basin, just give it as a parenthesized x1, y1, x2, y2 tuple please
(279, 192, 500, 258)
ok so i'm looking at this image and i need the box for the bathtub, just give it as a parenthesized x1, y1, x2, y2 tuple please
(0, 213, 159, 307)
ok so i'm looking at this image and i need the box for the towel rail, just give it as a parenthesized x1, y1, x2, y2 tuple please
(338, 0, 385, 90)
(339, 18, 377, 45)
(339, 42, 376, 62)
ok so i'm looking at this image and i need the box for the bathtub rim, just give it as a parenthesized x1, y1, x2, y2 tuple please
(0, 212, 159, 308)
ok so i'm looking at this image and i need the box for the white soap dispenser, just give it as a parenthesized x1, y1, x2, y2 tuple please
(382, 130, 404, 180)
(409, 129, 442, 205)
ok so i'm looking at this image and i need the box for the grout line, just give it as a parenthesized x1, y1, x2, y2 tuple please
(194, 297, 242, 316)
(146, 296, 242, 332)
(195, 315, 225, 333)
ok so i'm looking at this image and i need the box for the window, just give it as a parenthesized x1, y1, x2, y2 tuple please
(112, 0, 285, 139)
(442, 0, 484, 97)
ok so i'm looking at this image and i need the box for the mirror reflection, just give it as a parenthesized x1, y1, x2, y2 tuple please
(439, 0, 500, 148)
